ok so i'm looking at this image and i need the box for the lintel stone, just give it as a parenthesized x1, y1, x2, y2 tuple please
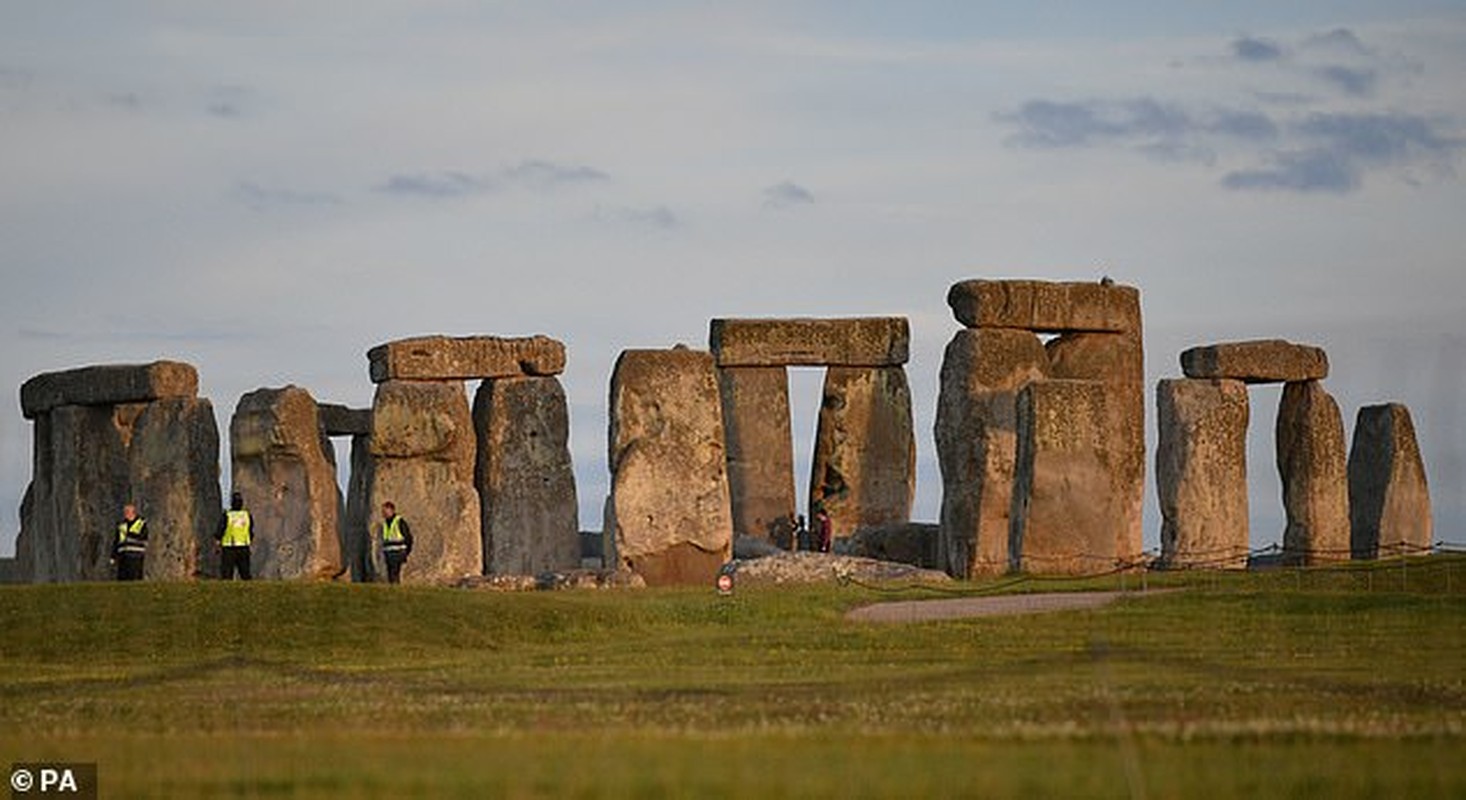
(20, 361, 198, 419)
(709, 317, 909, 367)
(368, 335, 565, 383)
(1181, 340, 1328, 384)
(947, 280, 1139, 333)
(318, 403, 372, 437)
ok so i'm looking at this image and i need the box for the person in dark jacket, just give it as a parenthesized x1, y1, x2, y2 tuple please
(114, 503, 147, 581)
(813, 505, 833, 553)
(379, 501, 413, 584)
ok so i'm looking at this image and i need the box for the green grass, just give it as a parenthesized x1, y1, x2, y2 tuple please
(2, 557, 1464, 798)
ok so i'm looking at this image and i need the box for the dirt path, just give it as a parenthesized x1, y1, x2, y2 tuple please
(846, 590, 1172, 623)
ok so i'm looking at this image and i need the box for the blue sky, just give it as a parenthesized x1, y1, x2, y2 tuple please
(3, 2, 1464, 555)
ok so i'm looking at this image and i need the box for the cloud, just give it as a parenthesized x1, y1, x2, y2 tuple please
(1232, 36, 1284, 62)
(1222, 112, 1463, 193)
(763, 180, 814, 208)
(1000, 98, 1274, 162)
(595, 204, 679, 229)
(1315, 65, 1377, 97)
(375, 160, 608, 199)
(1302, 28, 1373, 57)
(231, 181, 343, 211)
(1222, 149, 1358, 193)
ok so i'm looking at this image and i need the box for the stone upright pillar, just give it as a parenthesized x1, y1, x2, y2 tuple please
(607, 348, 733, 586)
(1010, 379, 1120, 575)
(367, 380, 482, 584)
(1349, 403, 1432, 559)
(127, 397, 223, 580)
(320, 403, 373, 582)
(935, 328, 1048, 577)
(473, 376, 579, 575)
(717, 366, 796, 545)
(810, 366, 915, 541)
(1155, 378, 1250, 568)
(1276, 381, 1350, 566)
(230, 386, 344, 580)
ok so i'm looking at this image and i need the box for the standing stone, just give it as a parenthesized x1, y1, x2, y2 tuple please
(606, 348, 733, 586)
(717, 366, 796, 545)
(1349, 404, 1433, 559)
(473, 376, 579, 575)
(343, 432, 375, 581)
(367, 380, 481, 584)
(1047, 326, 1146, 567)
(935, 328, 1048, 577)
(1276, 381, 1350, 566)
(810, 366, 915, 541)
(230, 386, 344, 580)
(20, 405, 132, 582)
(126, 397, 223, 580)
(1010, 380, 1119, 575)
(1155, 379, 1250, 568)
(1181, 340, 1328, 384)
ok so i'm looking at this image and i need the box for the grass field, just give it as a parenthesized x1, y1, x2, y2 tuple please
(2, 556, 1464, 798)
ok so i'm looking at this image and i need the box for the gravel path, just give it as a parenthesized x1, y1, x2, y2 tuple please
(846, 590, 1169, 623)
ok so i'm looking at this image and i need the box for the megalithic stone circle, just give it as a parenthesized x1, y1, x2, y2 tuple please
(1155, 378, 1250, 568)
(1349, 403, 1433, 559)
(230, 386, 344, 580)
(934, 328, 1048, 577)
(606, 348, 733, 586)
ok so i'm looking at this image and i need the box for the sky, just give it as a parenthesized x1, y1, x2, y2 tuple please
(3, 2, 1465, 557)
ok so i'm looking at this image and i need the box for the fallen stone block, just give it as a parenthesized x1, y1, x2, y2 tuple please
(946, 279, 1139, 333)
(1181, 339, 1328, 384)
(21, 361, 198, 419)
(709, 317, 910, 367)
(833, 522, 940, 570)
(1349, 403, 1432, 559)
(368, 334, 566, 383)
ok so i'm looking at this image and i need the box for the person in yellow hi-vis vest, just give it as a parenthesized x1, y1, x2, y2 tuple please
(379, 501, 413, 584)
(217, 492, 254, 580)
(113, 503, 147, 581)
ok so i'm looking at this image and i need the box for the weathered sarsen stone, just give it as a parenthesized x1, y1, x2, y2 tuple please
(606, 348, 733, 586)
(1181, 340, 1328, 384)
(1010, 380, 1121, 575)
(935, 328, 1048, 577)
(126, 397, 223, 580)
(368, 335, 565, 383)
(367, 380, 482, 584)
(717, 366, 796, 545)
(230, 386, 343, 580)
(1155, 379, 1250, 568)
(20, 361, 198, 419)
(947, 280, 1139, 333)
(1046, 324, 1145, 567)
(810, 366, 915, 541)
(343, 431, 375, 581)
(318, 404, 372, 437)
(473, 376, 580, 575)
(1349, 403, 1432, 559)
(1276, 381, 1350, 566)
(709, 317, 910, 367)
